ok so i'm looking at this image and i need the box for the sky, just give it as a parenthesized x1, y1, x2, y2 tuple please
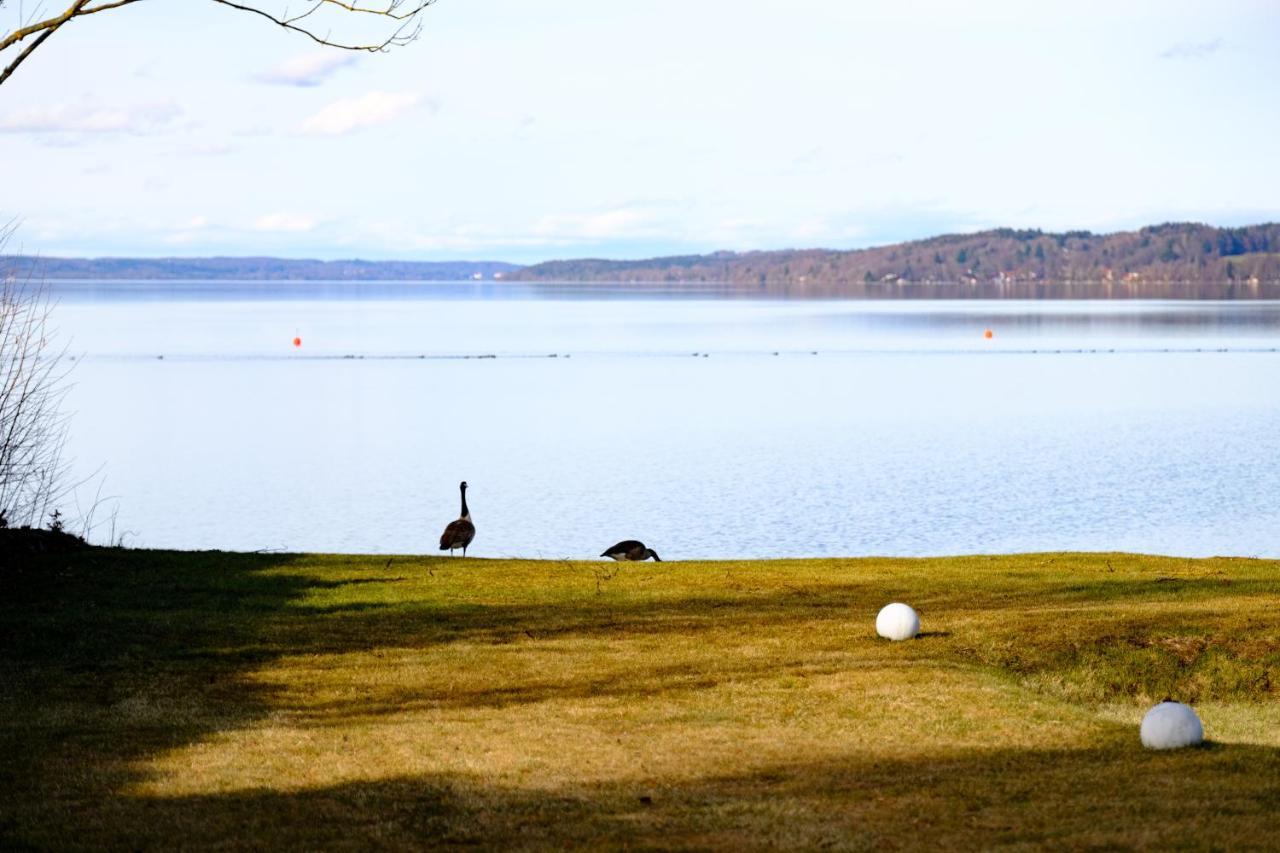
(1, 0, 1278, 262)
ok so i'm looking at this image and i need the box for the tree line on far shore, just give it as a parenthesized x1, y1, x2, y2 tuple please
(511, 222, 1280, 290)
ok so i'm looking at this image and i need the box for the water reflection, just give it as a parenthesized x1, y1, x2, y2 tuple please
(47, 284, 1280, 558)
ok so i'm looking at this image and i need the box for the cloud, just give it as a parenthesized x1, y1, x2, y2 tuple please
(163, 216, 215, 245)
(1159, 38, 1223, 60)
(256, 53, 357, 87)
(253, 213, 318, 233)
(169, 142, 234, 157)
(300, 91, 423, 136)
(348, 202, 688, 254)
(532, 207, 665, 240)
(0, 101, 181, 134)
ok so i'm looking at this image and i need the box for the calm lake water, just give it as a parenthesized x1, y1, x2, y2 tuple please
(48, 281, 1280, 558)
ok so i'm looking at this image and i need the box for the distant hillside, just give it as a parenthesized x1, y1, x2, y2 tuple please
(9, 256, 520, 281)
(513, 223, 1280, 292)
(9, 223, 1280, 296)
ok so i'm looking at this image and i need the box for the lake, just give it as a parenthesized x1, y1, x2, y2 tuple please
(47, 281, 1280, 559)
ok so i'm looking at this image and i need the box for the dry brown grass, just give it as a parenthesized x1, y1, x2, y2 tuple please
(1, 550, 1277, 850)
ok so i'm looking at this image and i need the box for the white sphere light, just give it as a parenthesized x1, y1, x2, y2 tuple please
(1140, 701, 1204, 750)
(875, 603, 920, 641)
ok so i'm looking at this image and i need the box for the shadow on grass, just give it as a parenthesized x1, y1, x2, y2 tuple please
(261, 573, 1280, 658)
(1, 549, 1277, 850)
(13, 742, 1280, 850)
(0, 548, 318, 851)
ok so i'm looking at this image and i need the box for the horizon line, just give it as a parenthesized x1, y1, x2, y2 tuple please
(11, 220, 1279, 267)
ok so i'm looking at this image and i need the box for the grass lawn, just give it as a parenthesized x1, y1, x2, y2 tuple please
(1, 549, 1278, 850)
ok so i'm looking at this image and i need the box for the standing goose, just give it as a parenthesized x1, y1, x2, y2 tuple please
(600, 540, 661, 561)
(438, 481, 475, 556)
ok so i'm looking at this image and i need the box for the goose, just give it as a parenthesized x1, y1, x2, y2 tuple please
(438, 481, 475, 556)
(600, 540, 661, 561)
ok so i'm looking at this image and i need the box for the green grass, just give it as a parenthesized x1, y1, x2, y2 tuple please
(1, 549, 1278, 850)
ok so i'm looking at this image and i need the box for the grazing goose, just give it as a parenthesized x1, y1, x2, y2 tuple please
(600, 540, 662, 561)
(438, 481, 475, 556)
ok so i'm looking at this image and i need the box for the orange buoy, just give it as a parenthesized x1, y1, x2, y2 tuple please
(292, 336, 302, 347)
(983, 329, 993, 339)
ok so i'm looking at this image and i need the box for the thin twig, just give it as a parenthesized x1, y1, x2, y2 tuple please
(2, 0, 436, 88)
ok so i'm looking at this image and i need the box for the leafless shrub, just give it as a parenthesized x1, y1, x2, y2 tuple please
(0, 225, 74, 530)
(74, 471, 131, 545)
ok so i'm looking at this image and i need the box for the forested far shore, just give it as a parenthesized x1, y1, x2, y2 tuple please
(6, 223, 1280, 296)
(513, 222, 1280, 289)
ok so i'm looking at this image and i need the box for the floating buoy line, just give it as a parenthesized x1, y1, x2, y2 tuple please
(73, 346, 1280, 363)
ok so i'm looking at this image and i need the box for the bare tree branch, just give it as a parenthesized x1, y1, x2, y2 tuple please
(207, 0, 432, 53)
(1, 0, 436, 88)
(79, 0, 150, 18)
(0, 0, 91, 88)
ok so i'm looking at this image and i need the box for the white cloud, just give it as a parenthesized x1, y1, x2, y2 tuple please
(170, 142, 234, 157)
(256, 53, 357, 87)
(532, 207, 662, 240)
(163, 216, 215, 245)
(252, 213, 318, 233)
(1159, 38, 1223, 60)
(300, 91, 423, 136)
(0, 101, 181, 134)
(345, 203, 683, 254)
